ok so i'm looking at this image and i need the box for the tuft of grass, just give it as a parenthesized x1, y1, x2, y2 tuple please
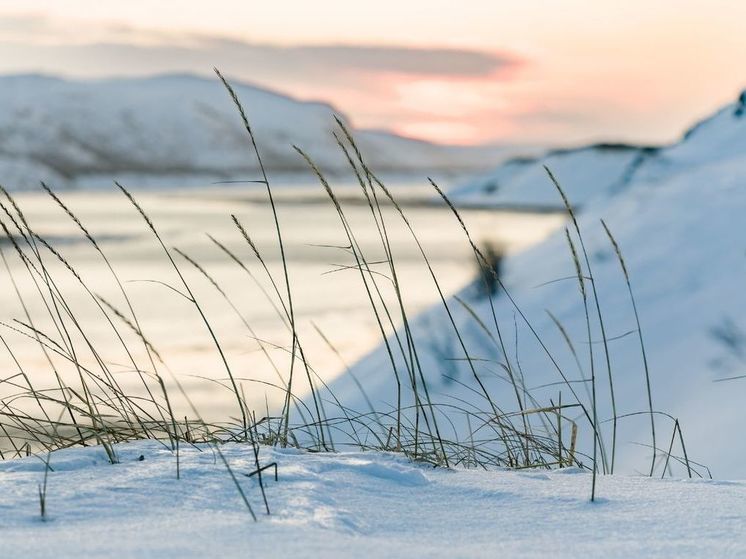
(38, 450, 51, 521)
(545, 166, 617, 476)
(600, 219, 657, 477)
(564, 226, 599, 500)
(0, 73, 702, 521)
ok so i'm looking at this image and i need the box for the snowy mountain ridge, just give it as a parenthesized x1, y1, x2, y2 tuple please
(449, 90, 746, 209)
(0, 73, 513, 190)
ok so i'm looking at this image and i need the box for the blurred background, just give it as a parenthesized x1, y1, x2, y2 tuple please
(0, 0, 745, 189)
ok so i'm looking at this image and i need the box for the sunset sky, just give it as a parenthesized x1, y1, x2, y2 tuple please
(1, 1, 744, 145)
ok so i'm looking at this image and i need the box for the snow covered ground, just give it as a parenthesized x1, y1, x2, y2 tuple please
(1, 440, 744, 558)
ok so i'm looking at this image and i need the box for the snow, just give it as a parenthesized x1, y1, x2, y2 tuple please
(633, 95, 746, 183)
(329, 91, 746, 478)
(450, 91, 746, 213)
(1, 440, 744, 558)
(449, 144, 649, 209)
(0, 74, 517, 190)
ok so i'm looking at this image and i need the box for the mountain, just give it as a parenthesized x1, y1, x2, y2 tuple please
(328, 90, 746, 477)
(0, 74, 515, 190)
(449, 92, 746, 211)
(631, 91, 746, 183)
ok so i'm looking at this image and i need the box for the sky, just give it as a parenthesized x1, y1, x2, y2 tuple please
(0, 1, 744, 146)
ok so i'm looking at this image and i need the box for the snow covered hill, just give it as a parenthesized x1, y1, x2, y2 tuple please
(633, 91, 746, 184)
(449, 91, 746, 211)
(449, 143, 655, 209)
(330, 90, 746, 478)
(0, 74, 511, 190)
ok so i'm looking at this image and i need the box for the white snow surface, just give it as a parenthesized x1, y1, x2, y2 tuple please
(330, 91, 746, 478)
(449, 144, 647, 209)
(1, 441, 744, 558)
(0, 74, 514, 190)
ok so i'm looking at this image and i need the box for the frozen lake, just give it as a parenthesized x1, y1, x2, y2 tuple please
(0, 183, 565, 421)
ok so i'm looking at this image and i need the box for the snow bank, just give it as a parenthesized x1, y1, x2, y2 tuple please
(1, 441, 743, 558)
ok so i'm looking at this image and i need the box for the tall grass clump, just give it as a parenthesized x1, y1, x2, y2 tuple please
(0, 72, 702, 514)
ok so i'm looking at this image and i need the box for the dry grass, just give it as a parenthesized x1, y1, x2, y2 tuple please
(0, 72, 701, 518)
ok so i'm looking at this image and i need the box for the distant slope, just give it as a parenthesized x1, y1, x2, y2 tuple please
(631, 91, 746, 184)
(330, 90, 746, 478)
(449, 143, 656, 209)
(450, 91, 746, 211)
(0, 74, 514, 190)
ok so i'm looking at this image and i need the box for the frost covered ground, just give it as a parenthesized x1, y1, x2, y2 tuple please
(1, 441, 744, 558)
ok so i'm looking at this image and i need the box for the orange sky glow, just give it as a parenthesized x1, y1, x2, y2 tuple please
(0, 1, 744, 146)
